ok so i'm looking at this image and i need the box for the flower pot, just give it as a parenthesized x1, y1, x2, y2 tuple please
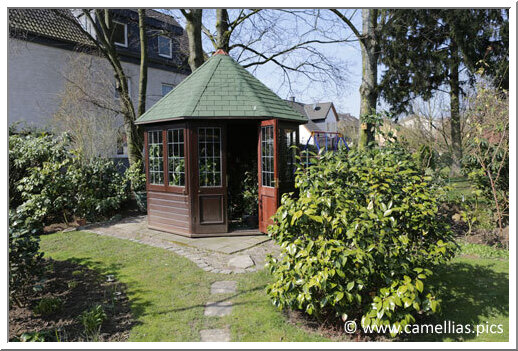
(133, 191, 147, 213)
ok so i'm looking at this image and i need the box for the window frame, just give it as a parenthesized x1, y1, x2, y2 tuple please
(161, 83, 175, 97)
(145, 125, 188, 194)
(147, 130, 165, 186)
(157, 35, 173, 58)
(113, 21, 128, 48)
(197, 127, 223, 188)
(167, 128, 186, 189)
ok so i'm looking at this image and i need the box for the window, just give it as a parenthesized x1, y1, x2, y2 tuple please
(161, 83, 174, 97)
(158, 35, 172, 58)
(167, 129, 185, 187)
(261, 125, 274, 187)
(198, 128, 222, 187)
(148, 131, 164, 185)
(113, 21, 128, 47)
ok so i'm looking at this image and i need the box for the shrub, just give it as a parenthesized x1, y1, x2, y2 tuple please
(266, 144, 456, 336)
(9, 210, 44, 306)
(33, 297, 63, 316)
(124, 159, 146, 192)
(9, 132, 69, 209)
(11, 132, 128, 224)
(463, 139, 509, 228)
(79, 305, 107, 341)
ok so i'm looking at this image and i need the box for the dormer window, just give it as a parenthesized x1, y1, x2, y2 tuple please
(158, 35, 172, 58)
(113, 21, 128, 47)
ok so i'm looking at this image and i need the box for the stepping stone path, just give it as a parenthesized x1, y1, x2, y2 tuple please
(228, 255, 255, 269)
(200, 329, 230, 342)
(201, 280, 237, 342)
(211, 280, 237, 294)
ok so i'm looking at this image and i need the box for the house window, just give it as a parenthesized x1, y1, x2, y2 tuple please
(158, 35, 172, 58)
(161, 83, 174, 96)
(167, 129, 185, 187)
(198, 128, 222, 187)
(113, 21, 128, 47)
(148, 131, 164, 185)
(261, 125, 274, 187)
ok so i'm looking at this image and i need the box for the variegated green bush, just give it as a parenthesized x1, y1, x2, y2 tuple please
(266, 144, 456, 336)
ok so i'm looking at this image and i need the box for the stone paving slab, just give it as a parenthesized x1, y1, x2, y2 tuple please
(84, 215, 269, 254)
(228, 255, 255, 269)
(200, 328, 230, 342)
(204, 301, 233, 317)
(211, 281, 237, 294)
(79, 215, 280, 274)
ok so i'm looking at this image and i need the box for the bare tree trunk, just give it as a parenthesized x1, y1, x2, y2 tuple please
(216, 9, 230, 52)
(137, 9, 148, 117)
(449, 39, 462, 173)
(358, 9, 379, 149)
(181, 9, 204, 70)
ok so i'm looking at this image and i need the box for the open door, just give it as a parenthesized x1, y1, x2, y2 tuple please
(258, 119, 279, 233)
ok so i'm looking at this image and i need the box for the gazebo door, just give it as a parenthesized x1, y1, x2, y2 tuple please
(258, 119, 279, 233)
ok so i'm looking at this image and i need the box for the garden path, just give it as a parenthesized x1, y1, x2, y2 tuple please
(78, 215, 280, 274)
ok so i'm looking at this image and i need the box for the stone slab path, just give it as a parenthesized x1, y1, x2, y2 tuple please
(78, 215, 280, 274)
(200, 329, 230, 342)
(201, 280, 238, 342)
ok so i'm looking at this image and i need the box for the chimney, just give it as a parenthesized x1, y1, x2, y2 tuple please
(289, 96, 295, 102)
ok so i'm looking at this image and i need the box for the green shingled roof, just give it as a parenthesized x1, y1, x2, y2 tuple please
(135, 53, 307, 124)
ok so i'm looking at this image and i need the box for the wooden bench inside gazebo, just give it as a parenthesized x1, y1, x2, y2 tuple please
(135, 50, 307, 237)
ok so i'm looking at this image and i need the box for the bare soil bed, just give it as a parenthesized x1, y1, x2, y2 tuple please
(9, 259, 133, 342)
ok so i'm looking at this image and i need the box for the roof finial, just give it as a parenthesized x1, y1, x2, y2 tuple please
(213, 49, 228, 56)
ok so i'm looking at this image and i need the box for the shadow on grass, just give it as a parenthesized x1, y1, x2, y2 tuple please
(407, 261, 509, 341)
(164, 285, 267, 314)
(64, 257, 153, 323)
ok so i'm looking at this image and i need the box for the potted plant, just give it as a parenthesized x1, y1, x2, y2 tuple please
(125, 160, 147, 212)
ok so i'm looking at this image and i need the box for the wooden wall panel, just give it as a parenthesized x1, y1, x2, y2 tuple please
(147, 190, 191, 234)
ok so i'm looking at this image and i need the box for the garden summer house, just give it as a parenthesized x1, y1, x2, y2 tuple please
(135, 50, 307, 237)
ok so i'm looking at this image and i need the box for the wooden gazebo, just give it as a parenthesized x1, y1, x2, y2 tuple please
(135, 50, 307, 237)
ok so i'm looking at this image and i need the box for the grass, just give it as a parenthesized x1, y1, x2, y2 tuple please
(39, 231, 508, 342)
(39, 231, 328, 342)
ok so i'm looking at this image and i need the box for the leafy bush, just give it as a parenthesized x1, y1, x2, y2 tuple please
(9, 210, 44, 305)
(11, 132, 128, 224)
(124, 159, 146, 192)
(9, 132, 69, 209)
(463, 140, 509, 227)
(33, 297, 63, 316)
(79, 305, 107, 341)
(266, 144, 456, 336)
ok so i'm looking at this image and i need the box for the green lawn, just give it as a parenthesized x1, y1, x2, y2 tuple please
(39, 231, 509, 342)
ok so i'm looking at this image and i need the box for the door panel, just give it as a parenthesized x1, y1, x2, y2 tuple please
(193, 124, 228, 234)
(258, 119, 279, 233)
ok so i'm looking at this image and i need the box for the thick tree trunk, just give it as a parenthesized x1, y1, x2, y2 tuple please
(449, 40, 462, 173)
(216, 9, 230, 52)
(359, 9, 379, 149)
(183, 9, 204, 71)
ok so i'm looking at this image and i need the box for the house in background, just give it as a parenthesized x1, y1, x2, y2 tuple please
(8, 8, 190, 158)
(285, 98, 341, 147)
(285, 98, 360, 148)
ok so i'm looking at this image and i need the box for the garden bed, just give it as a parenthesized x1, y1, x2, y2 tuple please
(9, 259, 133, 342)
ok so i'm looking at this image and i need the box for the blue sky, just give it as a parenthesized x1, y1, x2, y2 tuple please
(165, 9, 363, 117)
